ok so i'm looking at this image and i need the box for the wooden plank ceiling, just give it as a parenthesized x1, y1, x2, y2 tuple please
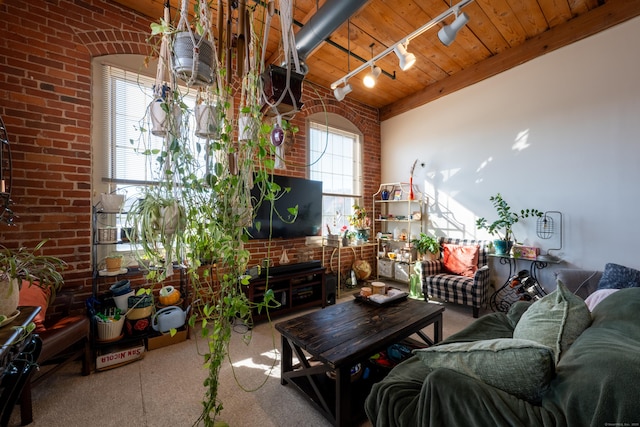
(112, 0, 640, 120)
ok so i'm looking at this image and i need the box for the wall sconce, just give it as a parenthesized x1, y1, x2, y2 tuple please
(438, 11, 470, 46)
(393, 43, 416, 71)
(329, 0, 474, 102)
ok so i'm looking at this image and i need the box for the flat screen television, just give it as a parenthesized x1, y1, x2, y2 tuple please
(248, 175, 323, 239)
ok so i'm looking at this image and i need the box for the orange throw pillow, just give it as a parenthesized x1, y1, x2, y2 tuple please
(442, 244, 479, 278)
(18, 280, 51, 332)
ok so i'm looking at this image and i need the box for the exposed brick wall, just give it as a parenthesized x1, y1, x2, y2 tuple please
(0, 0, 381, 315)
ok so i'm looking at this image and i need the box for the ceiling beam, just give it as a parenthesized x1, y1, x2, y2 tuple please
(380, 0, 640, 121)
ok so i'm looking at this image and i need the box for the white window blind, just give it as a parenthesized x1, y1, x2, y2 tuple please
(101, 66, 201, 185)
(102, 66, 161, 184)
(308, 121, 362, 233)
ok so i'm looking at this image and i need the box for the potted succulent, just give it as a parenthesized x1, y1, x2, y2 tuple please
(475, 193, 543, 255)
(411, 233, 440, 261)
(0, 240, 66, 320)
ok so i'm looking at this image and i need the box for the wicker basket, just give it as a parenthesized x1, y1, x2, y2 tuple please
(95, 315, 125, 342)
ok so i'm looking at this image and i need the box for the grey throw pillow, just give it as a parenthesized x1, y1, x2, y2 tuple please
(413, 338, 555, 403)
(513, 280, 591, 363)
(597, 263, 640, 290)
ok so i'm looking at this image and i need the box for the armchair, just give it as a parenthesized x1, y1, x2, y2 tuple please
(16, 284, 90, 425)
(419, 237, 490, 318)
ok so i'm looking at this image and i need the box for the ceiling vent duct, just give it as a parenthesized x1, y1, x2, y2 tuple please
(295, 0, 370, 60)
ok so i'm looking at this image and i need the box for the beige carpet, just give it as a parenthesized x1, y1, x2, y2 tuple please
(8, 288, 486, 427)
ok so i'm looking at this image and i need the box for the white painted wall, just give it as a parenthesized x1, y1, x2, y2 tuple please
(381, 16, 640, 283)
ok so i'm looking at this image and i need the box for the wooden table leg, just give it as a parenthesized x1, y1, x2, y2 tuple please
(280, 334, 292, 385)
(335, 365, 351, 427)
(415, 313, 444, 346)
(433, 313, 443, 344)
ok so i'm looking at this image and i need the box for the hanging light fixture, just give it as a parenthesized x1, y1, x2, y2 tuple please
(438, 11, 470, 46)
(363, 65, 381, 88)
(329, 0, 475, 102)
(363, 43, 382, 88)
(393, 42, 416, 71)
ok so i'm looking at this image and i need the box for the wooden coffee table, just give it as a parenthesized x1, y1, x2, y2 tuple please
(275, 297, 444, 426)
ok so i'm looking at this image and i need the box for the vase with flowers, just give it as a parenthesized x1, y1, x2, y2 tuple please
(349, 203, 371, 243)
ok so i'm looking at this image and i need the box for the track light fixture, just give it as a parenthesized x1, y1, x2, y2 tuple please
(363, 44, 382, 88)
(363, 65, 382, 88)
(438, 11, 469, 46)
(333, 83, 352, 101)
(329, 0, 474, 102)
(393, 43, 416, 71)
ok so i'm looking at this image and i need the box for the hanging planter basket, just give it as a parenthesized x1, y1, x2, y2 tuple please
(173, 32, 215, 87)
(237, 113, 257, 142)
(195, 102, 221, 139)
(150, 100, 182, 137)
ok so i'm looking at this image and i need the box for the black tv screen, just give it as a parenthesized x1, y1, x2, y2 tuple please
(248, 175, 323, 239)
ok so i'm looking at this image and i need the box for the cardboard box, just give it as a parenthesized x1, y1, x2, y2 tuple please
(324, 235, 344, 247)
(513, 245, 539, 259)
(146, 326, 189, 351)
(96, 345, 145, 371)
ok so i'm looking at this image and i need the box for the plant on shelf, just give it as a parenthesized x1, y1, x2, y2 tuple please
(411, 233, 440, 261)
(0, 240, 66, 319)
(349, 203, 370, 230)
(475, 193, 543, 255)
(349, 203, 371, 242)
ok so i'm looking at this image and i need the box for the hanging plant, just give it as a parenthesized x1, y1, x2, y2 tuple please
(137, 2, 289, 426)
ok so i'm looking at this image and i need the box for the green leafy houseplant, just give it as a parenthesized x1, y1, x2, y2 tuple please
(0, 240, 66, 319)
(475, 193, 543, 253)
(411, 233, 440, 261)
(134, 4, 290, 426)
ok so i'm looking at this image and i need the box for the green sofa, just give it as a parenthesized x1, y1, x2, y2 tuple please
(365, 268, 640, 426)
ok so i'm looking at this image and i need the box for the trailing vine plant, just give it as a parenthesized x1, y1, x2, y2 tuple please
(131, 1, 299, 425)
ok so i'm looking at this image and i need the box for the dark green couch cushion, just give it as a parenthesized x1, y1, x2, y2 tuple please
(365, 282, 640, 427)
(413, 338, 555, 403)
(513, 280, 591, 363)
(541, 287, 640, 426)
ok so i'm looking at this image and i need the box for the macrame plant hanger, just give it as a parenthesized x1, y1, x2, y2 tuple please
(174, 0, 217, 87)
(265, 0, 303, 169)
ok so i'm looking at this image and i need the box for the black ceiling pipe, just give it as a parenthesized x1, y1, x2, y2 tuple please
(295, 0, 370, 60)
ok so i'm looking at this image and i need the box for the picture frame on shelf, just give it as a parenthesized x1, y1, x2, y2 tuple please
(393, 188, 403, 201)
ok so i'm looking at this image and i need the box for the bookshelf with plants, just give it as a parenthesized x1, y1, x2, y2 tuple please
(372, 183, 426, 283)
(91, 204, 189, 370)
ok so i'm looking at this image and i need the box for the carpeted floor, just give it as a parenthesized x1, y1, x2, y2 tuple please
(8, 286, 487, 427)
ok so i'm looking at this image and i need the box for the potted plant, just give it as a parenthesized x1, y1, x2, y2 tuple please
(475, 193, 543, 255)
(349, 203, 371, 242)
(412, 233, 440, 261)
(0, 240, 66, 319)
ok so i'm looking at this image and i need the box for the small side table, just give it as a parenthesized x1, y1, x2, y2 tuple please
(489, 254, 562, 312)
(0, 306, 41, 427)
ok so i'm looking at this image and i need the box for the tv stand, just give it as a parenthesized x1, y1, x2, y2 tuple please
(246, 264, 326, 322)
